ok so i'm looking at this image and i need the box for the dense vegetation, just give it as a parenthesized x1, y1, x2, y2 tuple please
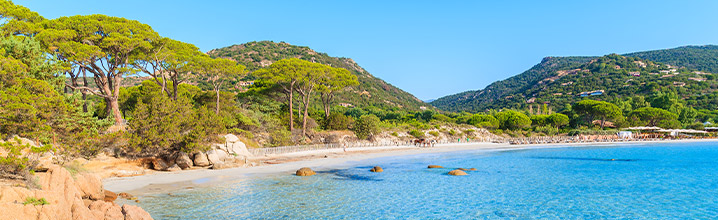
(432, 52, 718, 121)
(208, 41, 429, 110)
(431, 56, 596, 111)
(625, 45, 718, 73)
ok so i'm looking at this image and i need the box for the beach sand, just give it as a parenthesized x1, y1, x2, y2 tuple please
(103, 139, 718, 196)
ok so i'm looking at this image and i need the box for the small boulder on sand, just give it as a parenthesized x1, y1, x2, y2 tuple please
(370, 166, 383, 172)
(175, 152, 193, 169)
(193, 152, 210, 167)
(427, 165, 443, 169)
(167, 164, 181, 172)
(150, 158, 170, 171)
(296, 167, 316, 176)
(448, 169, 468, 176)
(211, 162, 228, 170)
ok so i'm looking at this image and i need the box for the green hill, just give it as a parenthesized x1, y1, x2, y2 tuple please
(625, 45, 718, 73)
(430, 56, 596, 112)
(207, 41, 428, 110)
(432, 47, 718, 112)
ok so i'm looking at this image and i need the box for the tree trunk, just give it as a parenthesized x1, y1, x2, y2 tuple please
(215, 89, 220, 115)
(108, 97, 123, 125)
(301, 89, 313, 137)
(172, 78, 179, 101)
(288, 84, 294, 131)
(302, 95, 309, 137)
(81, 69, 88, 112)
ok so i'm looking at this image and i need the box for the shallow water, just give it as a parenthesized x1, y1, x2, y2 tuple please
(136, 142, 718, 219)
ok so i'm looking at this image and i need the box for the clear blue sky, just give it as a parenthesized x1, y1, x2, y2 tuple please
(14, 0, 718, 100)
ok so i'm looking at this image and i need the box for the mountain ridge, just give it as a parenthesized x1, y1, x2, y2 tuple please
(207, 41, 428, 110)
(431, 45, 718, 112)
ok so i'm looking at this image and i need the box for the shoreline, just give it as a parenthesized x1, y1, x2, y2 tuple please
(103, 139, 718, 196)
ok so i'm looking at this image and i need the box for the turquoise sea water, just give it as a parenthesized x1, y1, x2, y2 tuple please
(137, 142, 718, 219)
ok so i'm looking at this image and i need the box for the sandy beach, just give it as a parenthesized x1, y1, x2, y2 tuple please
(103, 139, 718, 196)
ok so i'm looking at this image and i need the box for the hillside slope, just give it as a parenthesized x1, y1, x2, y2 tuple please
(430, 56, 596, 112)
(208, 41, 428, 110)
(432, 49, 718, 112)
(625, 45, 718, 73)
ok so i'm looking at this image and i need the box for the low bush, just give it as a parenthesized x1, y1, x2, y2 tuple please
(408, 130, 424, 138)
(428, 131, 440, 137)
(23, 197, 49, 206)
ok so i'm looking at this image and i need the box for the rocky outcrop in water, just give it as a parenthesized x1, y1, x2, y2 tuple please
(427, 165, 443, 168)
(0, 165, 153, 220)
(448, 169, 467, 176)
(296, 167, 316, 176)
(370, 166, 383, 172)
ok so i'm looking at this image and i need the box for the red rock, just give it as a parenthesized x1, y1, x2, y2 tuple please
(122, 204, 154, 220)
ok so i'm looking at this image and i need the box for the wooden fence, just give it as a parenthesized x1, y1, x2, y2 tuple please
(247, 136, 506, 156)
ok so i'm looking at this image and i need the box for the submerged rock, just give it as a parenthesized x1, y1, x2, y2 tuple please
(296, 167, 316, 176)
(370, 166, 383, 172)
(118, 192, 134, 200)
(448, 169, 467, 176)
(427, 165, 443, 169)
(103, 190, 118, 202)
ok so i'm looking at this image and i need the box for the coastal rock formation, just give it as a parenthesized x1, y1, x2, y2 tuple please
(427, 165, 444, 169)
(296, 167, 316, 176)
(118, 192, 134, 200)
(167, 164, 182, 172)
(206, 150, 223, 165)
(0, 165, 153, 219)
(103, 190, 117, 202)
(122, 204, 153, 220)
(224, 134, 252, 158)
(75, 173, 104, 200)
(35, 153, 55, 172)
(370, 166, 383, 172)
(89, 200, 124, 219)
(193, 152, 210, 167)
(150, 157, 170, 171)
(468, 168, 477, 171)
(211, 162, 228, 170)
(175, 152, 193, 169)
(448, 169, 468, 176)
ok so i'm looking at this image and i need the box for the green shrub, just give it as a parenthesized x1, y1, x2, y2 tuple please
(495, 110, 531, 130)
(534, 126, 559, 136)
(0, 137, 47, 181)
(128, 95, 224, 156)
(467, 114, 499, 129)
(448, 129, 457, 136)
(23, 197, 49, 206)
(324, 112, 355, 130)
(408, 130, 424, 138)
(428, 131, 440, 137)
(353, 115, 380, 140)
(390, 132, 399, 137)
